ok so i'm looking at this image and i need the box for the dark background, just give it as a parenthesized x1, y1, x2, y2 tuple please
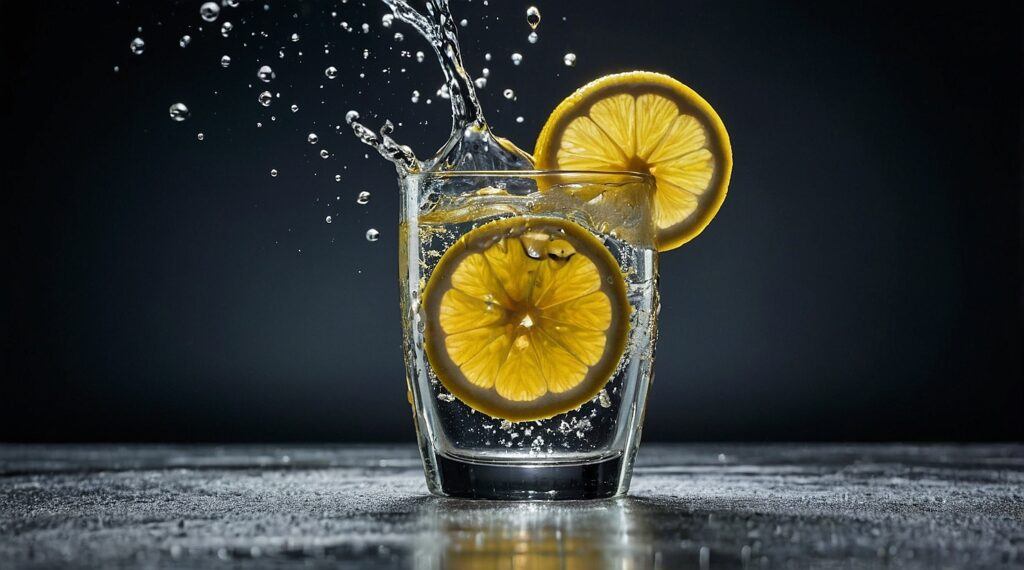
(2, 1, 1021, 443)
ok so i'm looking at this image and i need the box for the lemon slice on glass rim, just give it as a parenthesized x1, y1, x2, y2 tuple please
(421, 217, 631, 422)
(534, 71, 732, 251)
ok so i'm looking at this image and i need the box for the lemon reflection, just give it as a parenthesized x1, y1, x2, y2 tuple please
(413, 497, 654, 569)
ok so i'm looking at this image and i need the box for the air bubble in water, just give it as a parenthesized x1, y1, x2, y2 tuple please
(381, 14, 393, 28)
(334, 174, 342, 182)
(516, 116, 524, 123)
(307, 132, 319, 144)
(503, 88, 515, 100)
(598, 389, 611, 408)
(411, 90, 420, 103)
(200, 2, 220, 22)
(291, 33, 300, 42)
(270, 168, 278, 177)
(223, 0, 239, 7)
(362, 49, 370, 60)
(484, 52, 492, 61)
(197, 132, 204, 140)
(325, 66, 338, 79)
(415, 51, 425, 63)
(220, 21, 233, 37)
(130, 37, 145, 55)
(511, 52, 523, 65)
(325, 215, 332, 224)
(257, 65, 275, 82)
(290, 104, 298, 112)
(526, 6, 541, 30)
(459, 19, 468, 27)
(345, 110, 360, 124)
(168, 103, 190, 122)
(356, 191, 370, 205)
(361, 23, 370, 33)
(474, 77, 487, 89)
(320, 149, 329, 159)
(563, 53, 577, 67)
(220, 55, 231, 67)
(258, 91, 272, 106)
(528, 31, 538, 44)
(365, 229, 379, 242)
(394, 32, 404, 42)
(179, 35, 191, 48)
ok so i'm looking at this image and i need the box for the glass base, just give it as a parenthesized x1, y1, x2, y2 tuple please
(434, 454, 626, 500)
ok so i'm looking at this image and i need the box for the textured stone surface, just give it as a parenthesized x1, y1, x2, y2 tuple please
(1, 444, 1022, 568)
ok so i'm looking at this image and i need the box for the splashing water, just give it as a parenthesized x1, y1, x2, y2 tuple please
(347, 0, 534, 175)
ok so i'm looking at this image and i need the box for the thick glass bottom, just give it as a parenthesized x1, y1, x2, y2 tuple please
(434, 453, 626, 500)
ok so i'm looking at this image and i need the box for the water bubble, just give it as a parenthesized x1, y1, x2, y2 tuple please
(484, 52, 492, 61)
(257, 65, 275, 82)
(516, 116, 524, 124)
(361, 23, 370, 33)
(130, 37, 145, 55)
(179, 35, 191, 48)
(411, 90, 420, 103)
(365, 229, 380, 242)
(220, 54, 231, 67)
(325, 215, 333, 224)
(197, 132, 204, 140)
(290, 32, 300, 42)
(325, 66, 338, 79)
(393, 32, 404, 42)
(356, 191, 370, 205)
(168, 103, 190, 121)
(345, 110, 360, 124)
(334, 174, 342, 182)
(270, 168, 278, 177)
(526, 6, 541, 30)
(220, 21, 233, 37)
(320, 149, 329, 159)
(307, 132, 319, 144)
(474, 77, 487, 89)
(415, 51, 425, 63)
(381, 14, 394, 28)
(511, 53, 523, 65)
(258, 91, 272, 106)
(459, 19, 468, 27)
(563, 52, 577, 67)
(290, 104, 298, 112)
(113, 65, 119, 73)
(340, 21, 351, 32)
(527, 31, 538, 44)
(503, 88, 515, 100)
(362, 49, 370, 60)
(222, 0, 239, 7)
(200, 2, 221, 22)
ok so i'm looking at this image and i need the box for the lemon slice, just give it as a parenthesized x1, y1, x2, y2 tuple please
(534, 71, 732, 251)
(422, 217, 630, 422)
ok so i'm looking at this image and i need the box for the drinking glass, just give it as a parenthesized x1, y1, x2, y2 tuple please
(400, 170, 658, 499)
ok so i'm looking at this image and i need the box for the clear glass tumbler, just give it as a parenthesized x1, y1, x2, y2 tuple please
(400, 171, 658, 499)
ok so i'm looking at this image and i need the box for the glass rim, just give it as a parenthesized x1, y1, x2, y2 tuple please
(404, 169, 655, 184)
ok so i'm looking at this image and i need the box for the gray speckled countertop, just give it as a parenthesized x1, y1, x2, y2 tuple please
(1, 444, 1022, 568)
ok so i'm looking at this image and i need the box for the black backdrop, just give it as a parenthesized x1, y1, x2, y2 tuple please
(3, 1, 1021, 442)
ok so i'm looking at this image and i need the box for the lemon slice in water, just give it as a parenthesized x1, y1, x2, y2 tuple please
(534, 71, 732, 251)
(422, 217, 630, 422)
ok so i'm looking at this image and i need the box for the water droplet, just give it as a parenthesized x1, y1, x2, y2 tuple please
(365, 229, 380, 242)
(290, 32, 300, 42)
(179, 35, 191, 48)
(200, 2, 221, 22)
(503, 88, 515, 100)
(258, 91, 272, 106)
(511, 52, 523, 65)
(516, 116, 524, 123)
(168, 102, 190, 121)
(393, 32, 404, 42)
(484, 52, 492, 61)
(345, 110, 360, 124)
(381, 14, 394, 28)
(563, 53, 577, 67)
(290, 104, 298, 112)
(526, 6, 541, 30)
(325, 215, 332, 224)
(220, 54, 231, 67)
(527, 31, 538, 44)
(307, 132, 319, 144)
(113, 65, 119, 73)
(220, 21, 233, 37)
(410, 90, 420, 103)
(269, 168, 278, 177)
(415, 51, 425, 63)
(257, 65, 275, 82)
(130, 37, 145, 55)
(197, 132, 204, 141)
(356, 191, 370, 205)
(320, 149, 329, 159)
(325, 66, 338, 79)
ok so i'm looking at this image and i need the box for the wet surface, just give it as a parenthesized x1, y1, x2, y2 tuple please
(1, 444, 1021, 568)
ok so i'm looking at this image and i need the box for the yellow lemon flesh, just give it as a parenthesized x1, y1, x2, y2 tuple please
(422, 217, 630, 422)
(534, 71, 732, 251)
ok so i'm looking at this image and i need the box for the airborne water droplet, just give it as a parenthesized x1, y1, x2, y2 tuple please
(308, 132, 319, 144)
(511, 52, 523, 65)
(179, 35, 191, 48)
(365, 228, 380, 242)
(563, 52, 577, 67)
(526, 6, 541, 30)
(200, 2, 220, 22)
(130, 37, 145, 55)
(220, 55, 231, 67)
(325, 66, 338, 79)
(258, 91, 272, 106)
(356, 191, 370, 205)
(257, 65, 275, 82)
(169, 103, 190, 122)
